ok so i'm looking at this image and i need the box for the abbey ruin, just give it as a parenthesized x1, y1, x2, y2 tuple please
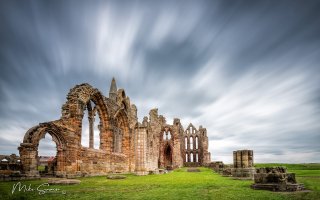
(18, 78, 211, 178)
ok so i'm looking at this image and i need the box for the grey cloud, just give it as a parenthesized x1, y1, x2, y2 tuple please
(0, 0, 320, 163)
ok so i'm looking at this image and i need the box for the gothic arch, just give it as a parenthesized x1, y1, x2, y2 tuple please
(23, 123, 67, 149)
(61, 83, 110, 130)
(19, 122, 67, 177)
(114, 108, 130, 155)
(163, 143, 173, 168)
(160, 126, 175, 141)
(61, 83, 112, 151)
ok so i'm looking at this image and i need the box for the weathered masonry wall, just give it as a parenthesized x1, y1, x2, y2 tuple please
(18, 78, 212, 178)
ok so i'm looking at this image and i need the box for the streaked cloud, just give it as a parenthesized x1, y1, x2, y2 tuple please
(0, 0, 320, 163)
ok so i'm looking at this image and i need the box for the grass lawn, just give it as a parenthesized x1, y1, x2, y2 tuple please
(0, 164, 319, 200)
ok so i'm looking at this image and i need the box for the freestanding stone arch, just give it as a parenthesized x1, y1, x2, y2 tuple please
(19, 122, 67, 178)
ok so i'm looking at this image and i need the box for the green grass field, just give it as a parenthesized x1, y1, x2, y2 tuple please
(0, 164, 319, 200)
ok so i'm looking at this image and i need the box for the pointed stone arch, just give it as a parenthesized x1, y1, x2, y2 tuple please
(113, 108, 130, 155)
(163, 143, 173, 169)
(61, 83, 112, 152)
(19, 122, 67, 177)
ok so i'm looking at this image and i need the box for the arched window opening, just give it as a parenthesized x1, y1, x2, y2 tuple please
(38, 133, 57, 176)
(81, 100, 101, 149)
(196, 136, 198, 149)
(190, 153, 193, 162)
(163, 131, 172, 141)
(190, 137, 193, 150)
(185, 137, 187, 149)
(81, 104, 90, 147)
(93, 110, 101, 149)
(196, 153, 199, 162)
(168, 131, 171, 140)
(185, 153, 188, 162)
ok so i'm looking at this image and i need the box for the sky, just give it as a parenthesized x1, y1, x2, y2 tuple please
(0, 0, 320, 163)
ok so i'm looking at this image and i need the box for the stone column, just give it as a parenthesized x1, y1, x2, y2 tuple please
(88, 115, 94, 148)
(55, 148, 66, 177)
(56, 148, 63, 171)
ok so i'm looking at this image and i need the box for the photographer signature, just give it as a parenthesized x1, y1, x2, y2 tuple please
(12, 182, 66, 195)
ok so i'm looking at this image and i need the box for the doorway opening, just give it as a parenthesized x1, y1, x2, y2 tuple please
(37, 133, 57, 177)
(164, 145, 173, 170)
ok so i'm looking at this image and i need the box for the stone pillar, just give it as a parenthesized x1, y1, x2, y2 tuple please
(135, 127, 148, 175)
(55, 148, 66, 177)
(18, 143, 40, 178)
(56, 148, 63, 171)
(89, 115, 94, 148)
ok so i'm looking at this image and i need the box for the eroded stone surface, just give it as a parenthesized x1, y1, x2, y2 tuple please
(252, 167, 305, 191)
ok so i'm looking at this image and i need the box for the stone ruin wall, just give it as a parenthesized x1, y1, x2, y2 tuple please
(17, 79, 211, 178)
(182, 124, 211, 167)
(18, 82, 138, 178)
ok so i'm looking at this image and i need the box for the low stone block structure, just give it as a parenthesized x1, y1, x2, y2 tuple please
(187, 168, 200, 172)
(107, 174, 127, 179)
(251, 167, 305, 191)
(231, 150, 255, 179)
(208, 161, 224, 173)
(48, 179, 81, 185)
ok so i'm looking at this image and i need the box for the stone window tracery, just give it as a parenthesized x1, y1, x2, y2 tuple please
(163, 130, 172, 141)
(190, 153, 193, 162)
(190, 137, 193, 150)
